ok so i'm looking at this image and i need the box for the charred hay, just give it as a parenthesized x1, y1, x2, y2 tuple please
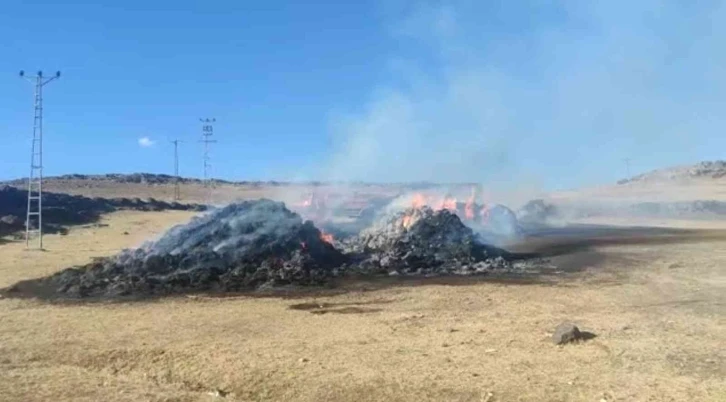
(340, 207, 512, 276)
(10, 200, 344, 298)
(5, 201, 521, 300)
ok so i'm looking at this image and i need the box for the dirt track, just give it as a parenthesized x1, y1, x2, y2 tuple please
(0, 209, 724, 401)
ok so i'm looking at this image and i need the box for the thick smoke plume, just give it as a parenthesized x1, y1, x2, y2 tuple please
(320, 1, 726, 190)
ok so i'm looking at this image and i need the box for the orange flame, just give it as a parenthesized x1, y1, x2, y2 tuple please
(439, 196, 457, 212)
(320, 230, 334, 244)
(411, 193, 427, 209)
(402, 214, 413, 229)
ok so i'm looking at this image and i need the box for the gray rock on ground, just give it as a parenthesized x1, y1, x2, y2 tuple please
(552, 322, 582, 345)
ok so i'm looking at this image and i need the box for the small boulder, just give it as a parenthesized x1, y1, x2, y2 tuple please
(552, 322, 582, 345)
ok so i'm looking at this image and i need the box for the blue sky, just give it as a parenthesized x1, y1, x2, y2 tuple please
(1, 1, 725, 190)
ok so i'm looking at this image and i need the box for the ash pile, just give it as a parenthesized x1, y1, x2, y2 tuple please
(340, 206, 511, 276)
(20, 200, 344, 298)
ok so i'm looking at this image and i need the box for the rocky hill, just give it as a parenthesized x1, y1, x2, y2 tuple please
(618, 161, 726, 185)
(1, 173, 476, 190)
(2, 173, 272, 187)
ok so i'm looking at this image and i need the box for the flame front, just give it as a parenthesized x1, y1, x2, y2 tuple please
(402, 214, 413, 229)
(411, 193, 427, 209)
(404, 189, 489, 223)
(439, 196, 457, 212)
(320, 231, 334, 244)
(410, 193, 458, 212)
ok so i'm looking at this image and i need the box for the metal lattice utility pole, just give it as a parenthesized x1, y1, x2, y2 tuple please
(199, 118, 216, 203)
(171, 139, 183, 201)
(20, 70, 61, 250)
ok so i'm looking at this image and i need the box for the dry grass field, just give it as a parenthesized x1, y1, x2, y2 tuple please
(551, 178, 726, 203)
(27, 180, 292, 204)
(1, 207, 725, 402)
(29, 179, 403, 206)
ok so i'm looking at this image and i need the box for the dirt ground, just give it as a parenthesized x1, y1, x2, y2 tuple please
(1, 210, 725, 402)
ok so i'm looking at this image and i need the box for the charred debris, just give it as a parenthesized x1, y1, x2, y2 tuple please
(5, 199, 530, 299)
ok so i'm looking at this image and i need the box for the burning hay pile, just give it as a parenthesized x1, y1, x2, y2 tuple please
(15, 200, 344, 298)
(340, 206, 511, 276)
(6, 199, 520, 300)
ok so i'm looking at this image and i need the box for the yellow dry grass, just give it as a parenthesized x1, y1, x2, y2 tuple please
(32, 180, 402, 206)
(0, 210, 725, 402)
(551, 178, 726, 203)
(33, 181, 289, 204)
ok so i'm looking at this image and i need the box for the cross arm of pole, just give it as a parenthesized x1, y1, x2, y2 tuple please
(19, 70, 61, 85)
(41, 76, 60, 86)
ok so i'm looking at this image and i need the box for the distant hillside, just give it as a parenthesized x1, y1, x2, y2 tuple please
(1, 173, 473, 190)
(1, 173, 275, 187)
(0, 173, 478, 207)
(618, 161, 726, 185)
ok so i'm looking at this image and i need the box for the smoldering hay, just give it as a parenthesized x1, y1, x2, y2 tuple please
(4, 199, 520, 299)
(338, 206, 511, 275)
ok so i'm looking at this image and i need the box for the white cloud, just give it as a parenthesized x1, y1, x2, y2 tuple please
(138, 137, 155, 148)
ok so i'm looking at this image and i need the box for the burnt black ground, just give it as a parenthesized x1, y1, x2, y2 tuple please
(0, 185, 205, 238)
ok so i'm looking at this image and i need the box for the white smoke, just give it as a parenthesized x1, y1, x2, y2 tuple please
(320, 1, 726, 191)
(141, 201, 305, 258)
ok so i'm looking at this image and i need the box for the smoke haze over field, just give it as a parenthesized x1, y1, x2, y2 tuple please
(321, 1, 726, 190)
